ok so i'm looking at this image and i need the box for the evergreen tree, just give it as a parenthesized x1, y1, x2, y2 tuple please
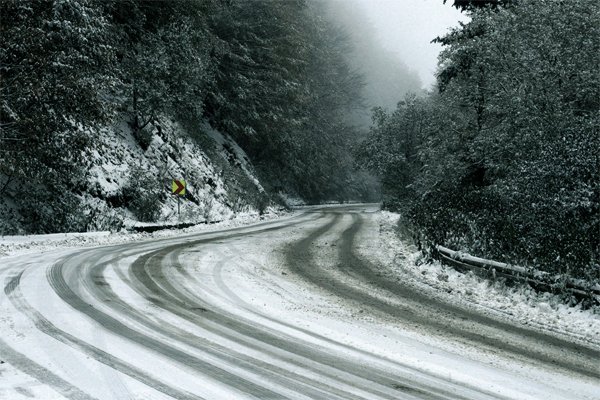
(1, 0, 115, 231)
(360, 0, 599, 282)
(104, 0, 218, 145)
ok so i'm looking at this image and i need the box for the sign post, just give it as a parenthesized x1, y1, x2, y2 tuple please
(172, 179, 186, 227)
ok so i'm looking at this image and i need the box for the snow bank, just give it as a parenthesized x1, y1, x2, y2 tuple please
(0, 209, 284, 259)
(371, 211, 600, 345)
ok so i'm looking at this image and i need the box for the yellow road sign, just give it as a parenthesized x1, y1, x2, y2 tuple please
(172, 179, 186, 195)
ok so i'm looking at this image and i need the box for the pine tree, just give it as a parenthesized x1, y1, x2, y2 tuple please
(1, 0, 115, 232)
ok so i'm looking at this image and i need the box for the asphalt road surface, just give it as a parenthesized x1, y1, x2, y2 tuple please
(1, 204, 598, 399)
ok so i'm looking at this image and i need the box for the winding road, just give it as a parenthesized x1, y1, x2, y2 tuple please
(0, 204, 598, 399)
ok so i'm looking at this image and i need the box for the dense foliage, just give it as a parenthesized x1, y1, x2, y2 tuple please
(358, 0, 599, 282)
(1, 0, 116, 231)
(204, 0, 372, 202)
(1, 0, 376, 232)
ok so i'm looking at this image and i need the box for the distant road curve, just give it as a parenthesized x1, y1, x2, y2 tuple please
(1, 204, 598, 399)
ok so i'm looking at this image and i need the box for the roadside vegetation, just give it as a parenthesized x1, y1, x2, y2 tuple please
(0, 0, 379, 233)
(358, 0, 599, 286)
(2, 0, 597, 294)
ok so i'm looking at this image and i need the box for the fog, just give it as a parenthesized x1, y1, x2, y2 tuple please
(358, 0, 469, 88)
(324, 0, 469, 111)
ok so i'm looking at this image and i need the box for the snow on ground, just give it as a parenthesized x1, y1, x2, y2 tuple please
(197, 210, 599, 399)
(85, 118, 235, 228)
(278, 192, 306, 208)
(1, 206, 598, 400)
(0, 361, 66, 400)
(0, 209, 294, 400)
(0, 208, 285, 259)
(201, 121, 265, 194)
(367, 210, 600, 345)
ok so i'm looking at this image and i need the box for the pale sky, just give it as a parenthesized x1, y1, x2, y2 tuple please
(357, 0, 469, 89)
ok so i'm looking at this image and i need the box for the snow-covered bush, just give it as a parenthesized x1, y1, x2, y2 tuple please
(125, 165, 164, 223)
(359, 0, 599, 286)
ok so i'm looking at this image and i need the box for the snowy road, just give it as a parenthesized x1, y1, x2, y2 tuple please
(1, 205, 599, 399)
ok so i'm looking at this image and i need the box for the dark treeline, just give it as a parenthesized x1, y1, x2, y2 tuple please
(358, 0, 599, 283)
(204, 0, 376, 202)
(0, 0, 377, 232)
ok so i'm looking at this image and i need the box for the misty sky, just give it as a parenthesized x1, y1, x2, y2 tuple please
(356, 0, 469, 89)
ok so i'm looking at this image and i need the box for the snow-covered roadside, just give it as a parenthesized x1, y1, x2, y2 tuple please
(366, 211, 600, 345)
(0, 208, 292, 400)
(203, 210, 599, 399)
(0, 208, 286, 260)
(1, 206, 597, 400)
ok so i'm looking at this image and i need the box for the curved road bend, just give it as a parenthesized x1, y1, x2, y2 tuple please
(0, 204, 598, 399)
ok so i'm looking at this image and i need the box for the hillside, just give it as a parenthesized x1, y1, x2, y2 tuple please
(0, 114, 272, 234)
(0, 0, 381, 235)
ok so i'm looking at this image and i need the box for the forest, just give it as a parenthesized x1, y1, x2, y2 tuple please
(1, 0, 598, 286)
(1, 0, 386, 233)
(358, 0, 599, 283)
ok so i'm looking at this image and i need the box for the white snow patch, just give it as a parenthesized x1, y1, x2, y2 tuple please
(370, 211, 600, 345)
(0, 210, 285, 260)
(201, 121, 265, 193)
